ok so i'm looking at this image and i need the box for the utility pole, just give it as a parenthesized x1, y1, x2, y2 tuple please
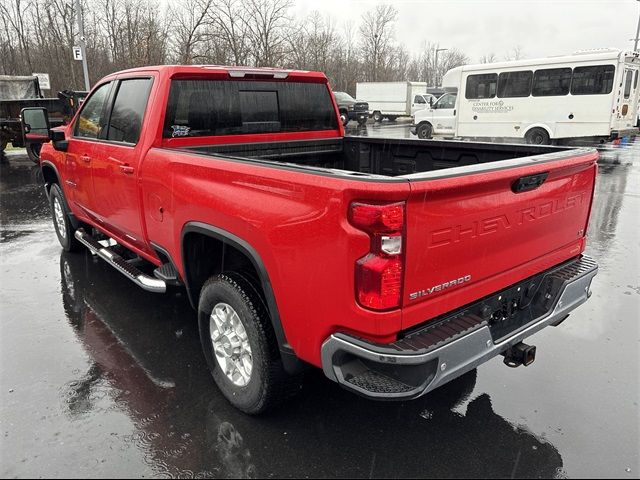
(75, 0, 90, 91)
(435, 48, 448, 87)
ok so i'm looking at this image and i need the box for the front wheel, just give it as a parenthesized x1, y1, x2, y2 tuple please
(26, 142, 42, 164)
(50, 184, 81, 252)
(198, 272, 301, 414)
(372, 111, 383, 123)
(416, 123, 433, 139)
(357, 116, 368, 126)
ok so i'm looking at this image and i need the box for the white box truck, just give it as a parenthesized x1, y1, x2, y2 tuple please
(355, 81, 440, 122)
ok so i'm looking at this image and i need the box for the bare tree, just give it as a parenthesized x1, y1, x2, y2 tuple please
(242, 0, 293, 67)
(504, 45, 524, 61)
(208, 0, 251, 65)
(358, 4, 398, 82)
(479, 52, 497, 64)
(1, 0, 473, 98)
(171, 0, 213, 64)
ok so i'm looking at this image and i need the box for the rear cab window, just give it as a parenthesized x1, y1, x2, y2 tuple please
(163, 80, 338, 138)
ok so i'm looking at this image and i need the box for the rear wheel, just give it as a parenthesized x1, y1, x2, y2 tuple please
(198, 272, 301, 414)
(373, 111, 383, 123)
(26, 142, 42, 164)
(416, 122, 433, 139)
(50, 183, 81, 252)
(525, 127, 550, 145)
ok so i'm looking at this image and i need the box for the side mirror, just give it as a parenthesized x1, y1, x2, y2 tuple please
(21, 107, 51, 142)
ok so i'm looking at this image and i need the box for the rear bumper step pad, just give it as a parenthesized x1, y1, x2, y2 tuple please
(321, 255, 598, 400)
(75, 228, 166, 293)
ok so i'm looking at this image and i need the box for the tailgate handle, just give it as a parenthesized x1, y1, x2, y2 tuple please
(512, 172, 549, 193)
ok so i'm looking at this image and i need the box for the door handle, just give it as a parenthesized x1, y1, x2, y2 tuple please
(81, 154, 91, 163)
(119, 165, 135, 175)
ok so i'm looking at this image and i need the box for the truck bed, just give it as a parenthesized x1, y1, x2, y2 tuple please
(181, 137, 574, 178)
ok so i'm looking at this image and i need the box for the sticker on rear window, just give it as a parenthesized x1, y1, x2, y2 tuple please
(171, 125, 191, 137)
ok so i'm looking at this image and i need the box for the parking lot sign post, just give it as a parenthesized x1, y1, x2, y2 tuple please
(74, 0, 90, 91)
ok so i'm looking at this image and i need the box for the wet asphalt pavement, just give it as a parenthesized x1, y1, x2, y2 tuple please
(1, 126, 639, 478)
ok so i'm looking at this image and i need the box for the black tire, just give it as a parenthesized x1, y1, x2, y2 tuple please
(339, 111, 349, 127)
(26, 142, 42, 164)
(416, 122, 433, 139)
(524, 127, 550, 145)
(198, 272, 301, 414)
(49, 183, 82, 252)
(357, 117, 368, 127)
(373, 111, 383, 122)
(0, 140, 7, 164)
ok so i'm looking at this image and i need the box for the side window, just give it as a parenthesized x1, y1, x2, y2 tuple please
(414, 95, 426, 104)
(107, 78, 153, 144)
(624, 70, 634, 99)
(532, 68, 572, 96)
(571, 65, 615, 95)
(497, 70, 533, 98)
(465, 74, 497, 99)
(434, 93, 456, 109)
(634, 70, 638, 90)
(74, 82, 111, 139)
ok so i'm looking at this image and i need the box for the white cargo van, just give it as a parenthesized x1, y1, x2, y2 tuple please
(355, 81, 439, 122)
(412, 48, 640, 143)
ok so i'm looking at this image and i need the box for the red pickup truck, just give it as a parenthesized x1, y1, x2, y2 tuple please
(22, 65, 598, 414)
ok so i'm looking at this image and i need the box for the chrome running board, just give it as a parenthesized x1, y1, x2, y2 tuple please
(74, 228, 166, 293)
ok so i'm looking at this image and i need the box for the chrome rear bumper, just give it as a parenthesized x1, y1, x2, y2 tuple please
(321, 255, 598, 399)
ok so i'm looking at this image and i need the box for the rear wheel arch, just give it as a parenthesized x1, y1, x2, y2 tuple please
(181, 222, 302, 373)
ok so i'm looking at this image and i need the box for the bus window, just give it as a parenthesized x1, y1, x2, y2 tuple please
(624, 70, 633, 99)
(532, 68, 572, 96)
(571, 65, 615, 95)
(497, 71, 532, 98)
(465, 74, 497, 99)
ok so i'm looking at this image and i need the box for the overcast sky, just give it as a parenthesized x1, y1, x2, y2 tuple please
(291, 0, 639, 63)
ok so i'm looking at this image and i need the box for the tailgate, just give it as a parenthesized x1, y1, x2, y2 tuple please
(402, 149, 598, 330)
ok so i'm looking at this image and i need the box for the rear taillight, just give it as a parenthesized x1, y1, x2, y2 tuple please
(349, 202, 405, 311)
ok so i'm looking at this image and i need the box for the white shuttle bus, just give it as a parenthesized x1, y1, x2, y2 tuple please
(412, 49, 640, 144)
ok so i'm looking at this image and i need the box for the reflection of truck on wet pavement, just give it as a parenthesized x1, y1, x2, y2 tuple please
(27, 65, 598, 414)
(412, 49, 640, 144)
(0, 75, 85, 163)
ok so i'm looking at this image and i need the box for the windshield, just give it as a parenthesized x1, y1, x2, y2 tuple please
(334, 91, 356, 102)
